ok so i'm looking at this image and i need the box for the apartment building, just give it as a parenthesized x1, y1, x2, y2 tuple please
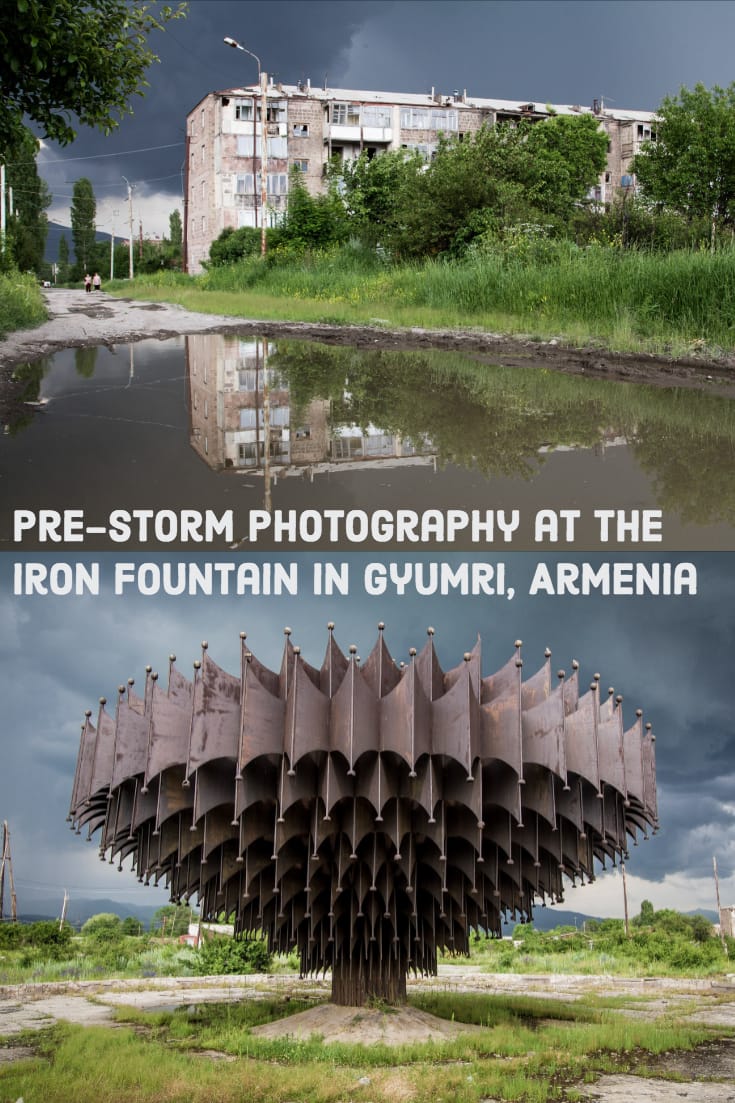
(185, 81, 655, 273)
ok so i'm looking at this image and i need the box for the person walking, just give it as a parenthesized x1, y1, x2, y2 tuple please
(84, 273, 92, 293)
(92, 272, 101, 291)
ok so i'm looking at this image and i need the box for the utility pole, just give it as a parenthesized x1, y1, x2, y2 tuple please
(122, 176, 134, 279)
(713, 856, 729, 958)
(110, 209, 118, 281)
(60, 890, 69, 932)
(0, 163, 6, 256)
(260, 69, 268, 257)
(0, 822, 18, 922)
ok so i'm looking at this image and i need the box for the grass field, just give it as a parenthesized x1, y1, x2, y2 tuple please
(104, 242, 735, 360)
(0, 989, 723, 1103)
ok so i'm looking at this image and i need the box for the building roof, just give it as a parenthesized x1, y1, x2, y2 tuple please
(189, 81, 655, 123)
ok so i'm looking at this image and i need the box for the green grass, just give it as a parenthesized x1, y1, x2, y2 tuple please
(1, 992, 721, 1103)
(107, 242, 735, 360)
(0, 270, 47, 338)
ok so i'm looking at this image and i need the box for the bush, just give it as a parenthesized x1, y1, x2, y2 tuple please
(193, 935, 272, 975)
(0, 268, 47, 337)
(82, 913, 124, 940)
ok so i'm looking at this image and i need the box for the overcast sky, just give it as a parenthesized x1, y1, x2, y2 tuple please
(1, 552, 732, 921)
(33, 0, 735, 239)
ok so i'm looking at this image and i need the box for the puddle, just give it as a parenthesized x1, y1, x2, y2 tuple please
(2, 334, 734, 550)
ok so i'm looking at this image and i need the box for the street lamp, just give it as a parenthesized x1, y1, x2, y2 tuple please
(224, 36, 268, 256)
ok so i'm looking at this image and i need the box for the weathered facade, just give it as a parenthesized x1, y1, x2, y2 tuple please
(70, 627, 658, 1005)
(184, 80, 655, 272)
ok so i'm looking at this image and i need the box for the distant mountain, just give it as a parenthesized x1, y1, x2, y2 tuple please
(45, 221, 114, 264)
(18, 896, 166, 930)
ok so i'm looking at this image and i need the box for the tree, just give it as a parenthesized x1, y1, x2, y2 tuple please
(168, 209, 182, 250)
(154, 903, 192, 936)
(57, 234, 70, 283)
(0, 0, 186, 155)
(632, 83, 735, 247)
(81, 912, 123, 940)
(4, 127, 50, 272)
(337, 148, 423, 244)
(386, 115, 608, 258)
(281, 168, 347, 251)
(71, 178, 96, 277)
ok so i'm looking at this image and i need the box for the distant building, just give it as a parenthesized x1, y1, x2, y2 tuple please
(721, 905, 735, 938)
(184, 81, 655, 273)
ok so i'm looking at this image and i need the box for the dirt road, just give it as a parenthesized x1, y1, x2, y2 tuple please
(2, 288, 734, 397)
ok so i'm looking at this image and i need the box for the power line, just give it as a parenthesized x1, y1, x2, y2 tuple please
(20, 140, 185, 167)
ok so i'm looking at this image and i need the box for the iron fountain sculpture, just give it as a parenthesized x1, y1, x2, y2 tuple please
(70, 625, 658, 1006)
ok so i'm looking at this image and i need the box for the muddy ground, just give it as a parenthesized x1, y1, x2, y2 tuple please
(1, 969, 734, 1100)
(2, 289, 735, 424)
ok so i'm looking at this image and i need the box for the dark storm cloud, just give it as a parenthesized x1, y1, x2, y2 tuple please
(1, 552, 733, 911)
(36, 0, 735, 228)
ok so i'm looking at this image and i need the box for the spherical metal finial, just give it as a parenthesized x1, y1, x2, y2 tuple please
(239, 631, 246, 640)
(294, 645, 301, 655)
(377, 622, 385, 631)
(544, 647, 551, 658)
(636, 708, 643, 717)
(84, 709, 92, 718)
(118, 685, 126, 694)
(201, 640, 208, 650)
(245, 651, 252, 662)
(557, 669, 565, 680)
(590, 681, 598, 691)
(193, 659, 201, 670)
(145, 664, 152, 674)
(127, 678, 135, 686)
(645, 722, 652, 731)
(284, 627, 292, 636)
(99, 696, 106, 705)
(151, 672, 159, 681)
(427, 626, 435, 636)
(463, 652, 471, 662)
(616, 694, 623, 704)
(514, 639, 523, 648)
(328, 622, 335, 631)
(169, 653, 176, 662)
(349, 644, 357, 654)
(409, 647, 417, 657)
(572, 660, 579, 670)
(593, 672, 601, 682)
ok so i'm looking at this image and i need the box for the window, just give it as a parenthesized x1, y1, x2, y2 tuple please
(235, 99, 254, 121)
(255, 172, 289, 196)
(265, 100, 287, 123)
(237, 136, 255, 157)
(360, 105, 391, 127)
(292, 159, 309, 173)
(201, 215, 206, 233)
(292, 123, 309, 137)
(267, 135, 288, 158)
(401, 141, 436, 161)
(331, 102, 361, 125)
(235, 173, 254, 194)
(400, 107, 458, 131)
(636, 123, 656, 142)
(201, 143, 205, 164)
(267, 173, 288, 196)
